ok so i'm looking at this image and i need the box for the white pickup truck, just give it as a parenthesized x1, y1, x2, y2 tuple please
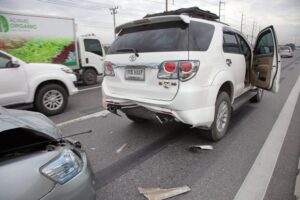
(0, 50, 78, 115)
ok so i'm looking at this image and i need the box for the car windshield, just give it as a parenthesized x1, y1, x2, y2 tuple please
(108, 20, 215, 54)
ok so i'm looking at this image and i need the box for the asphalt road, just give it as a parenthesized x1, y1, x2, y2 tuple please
(50, 51, 300, 200)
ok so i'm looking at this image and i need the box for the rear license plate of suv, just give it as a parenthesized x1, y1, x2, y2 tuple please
(125, 68, 145, 81)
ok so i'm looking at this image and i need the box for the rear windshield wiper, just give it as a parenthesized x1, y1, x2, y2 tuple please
(116, 48, 139, 57)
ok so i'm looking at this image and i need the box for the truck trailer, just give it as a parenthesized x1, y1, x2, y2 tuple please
(0, 11, 105, 85)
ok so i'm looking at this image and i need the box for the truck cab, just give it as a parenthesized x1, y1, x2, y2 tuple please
(77, 34, 105, 85)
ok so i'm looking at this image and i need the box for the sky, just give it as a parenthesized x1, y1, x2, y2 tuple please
(0, 0, 299, 45)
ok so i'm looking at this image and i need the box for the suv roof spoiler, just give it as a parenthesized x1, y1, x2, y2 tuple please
(115, 15, 190, 34)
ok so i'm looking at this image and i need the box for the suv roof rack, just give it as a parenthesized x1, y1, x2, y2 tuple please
(144, 7, 219, 21)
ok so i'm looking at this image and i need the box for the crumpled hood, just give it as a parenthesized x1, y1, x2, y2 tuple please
(0, 107, 62, 139)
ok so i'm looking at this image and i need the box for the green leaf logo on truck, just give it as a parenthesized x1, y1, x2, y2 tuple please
(0, 15, 9, 32)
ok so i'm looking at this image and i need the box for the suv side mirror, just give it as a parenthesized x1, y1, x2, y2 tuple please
(10, 58, 20, 68)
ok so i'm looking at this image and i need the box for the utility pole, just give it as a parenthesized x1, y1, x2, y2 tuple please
(218, 0, 225, 22)
(166, 0, 168, 12)
(240, 13, 244, 33)
(109, 6, 118, 39)
(251, 21, 255, 45)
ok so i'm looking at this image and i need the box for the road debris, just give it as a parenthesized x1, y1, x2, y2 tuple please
(188, 145, 213, 153)
(89, 147, 96, 151)
(56, 110, 111, 127)
(138, 185, 191, 200)
(116, 143, 127, 153)
(99, 110, 111, 118)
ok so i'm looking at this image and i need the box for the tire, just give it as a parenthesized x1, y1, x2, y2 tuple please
(250, 88, 263, 103)
(126, 114, 148, 123)
(35, 84, 68, 116)
(82, 69, 97, 85)
(207, 91, 231, 142)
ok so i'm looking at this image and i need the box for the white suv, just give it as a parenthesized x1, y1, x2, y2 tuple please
(0, 50, 78, 115)
(102, 10, 281, 141)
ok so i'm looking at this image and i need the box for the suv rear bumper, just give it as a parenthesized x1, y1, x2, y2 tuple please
(102, 80, 220, 128)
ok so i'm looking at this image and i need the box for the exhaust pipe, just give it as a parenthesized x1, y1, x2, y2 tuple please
(107, 104, 121, 116)
(155, 114, 173, 124)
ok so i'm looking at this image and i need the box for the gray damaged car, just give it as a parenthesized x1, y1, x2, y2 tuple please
(0, 107, 96, 200)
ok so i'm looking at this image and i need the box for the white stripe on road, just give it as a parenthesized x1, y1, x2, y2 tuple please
(234, 75, 300, 200)
(78, 85, 102, 92)
(56, 110, 110, 127)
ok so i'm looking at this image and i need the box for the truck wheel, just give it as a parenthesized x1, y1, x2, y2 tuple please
(126, 114, 148, 123)
(35, 84, 68, 116)
(250, 88, 263, 103)
(83, 69, 97, 85)
(207, 91, 231, 142)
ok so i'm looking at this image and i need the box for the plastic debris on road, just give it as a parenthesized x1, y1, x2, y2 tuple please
(188, 145, 213, 153)
(99, 110, 111, 118)
(138, 185, 191, 200)
(116, 143, 127, 153)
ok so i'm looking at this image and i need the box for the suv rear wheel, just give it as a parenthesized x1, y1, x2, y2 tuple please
(207, 91, 231, 142)
(35, 84, 68, 116)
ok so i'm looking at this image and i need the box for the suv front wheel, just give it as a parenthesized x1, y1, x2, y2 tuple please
(207, 91, 231, 142)
(35, 84, 68, 116)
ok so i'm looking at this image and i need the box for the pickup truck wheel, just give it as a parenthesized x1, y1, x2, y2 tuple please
(35, 84, 68, 116)
(208, 91, 231, 142)
(83, 69, 97, 85)
(250, 88, 263, 103)
(126, 114, 148, 123)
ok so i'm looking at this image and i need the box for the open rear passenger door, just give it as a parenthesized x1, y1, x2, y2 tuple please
(251, 26, 281, 93)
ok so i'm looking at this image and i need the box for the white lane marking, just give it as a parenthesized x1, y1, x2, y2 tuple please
(234, 75, 300, 200)
(78, 85, 102, 92)
(56, 110, 110, 127)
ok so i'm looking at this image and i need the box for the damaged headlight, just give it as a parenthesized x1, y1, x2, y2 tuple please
(40, 149, 83, 184)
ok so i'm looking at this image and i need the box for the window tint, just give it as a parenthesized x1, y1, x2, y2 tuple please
(108, 21, 215, 54)
(237, 35, 251, 57)
(254, 30, 274, 55)
(223, 32, 240, 54)
(0, 53, 10, 69)
(188, 21, 215, 51)
(108, 21, 189, 54)
(84, 39, 103, 56)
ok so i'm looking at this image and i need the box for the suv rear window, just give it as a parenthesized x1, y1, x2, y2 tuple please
(108, 21, 214, 54)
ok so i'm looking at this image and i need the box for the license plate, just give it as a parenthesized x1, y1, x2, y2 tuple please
(125, 68, 145, 81)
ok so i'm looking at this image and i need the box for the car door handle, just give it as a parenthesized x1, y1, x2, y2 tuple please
(226, 59, 232, 66)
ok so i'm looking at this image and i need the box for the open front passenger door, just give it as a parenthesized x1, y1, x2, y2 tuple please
(251, 26, 281, 93)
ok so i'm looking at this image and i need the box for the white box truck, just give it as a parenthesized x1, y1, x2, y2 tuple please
(0, 11, 105, 85)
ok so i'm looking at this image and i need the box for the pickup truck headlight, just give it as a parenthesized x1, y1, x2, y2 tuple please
(40, 149, 83, 184)
(61, 67, 74, 74)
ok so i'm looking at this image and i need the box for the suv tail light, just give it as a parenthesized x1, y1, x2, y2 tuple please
(104, 61, 115, 76)
(157, 60, 199, 81)
(158, 61, 178, 79)
(179, 61, 200, 81)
